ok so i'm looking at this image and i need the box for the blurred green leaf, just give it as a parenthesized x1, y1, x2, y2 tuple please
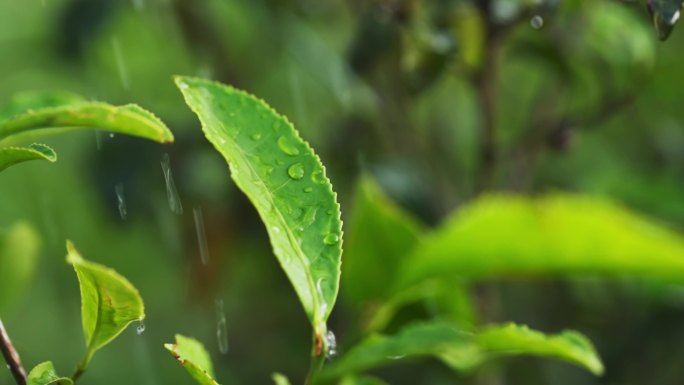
(343, 175, 425, 305)
(272, 373, 291, 385)
(322, 322, 603, 380)
(397, 195, 684, 289)
(0, 221, 40, 312)
(66, 240, 145, 375)
(27, 361, 73, 385)
(0, 91, 84, 122)
(164, 334, 220, 385)
(338, 375, 388, 385)
(0, 143, 56, 172)
(175, 76, 343, 339)
(0, 100, 174, 145)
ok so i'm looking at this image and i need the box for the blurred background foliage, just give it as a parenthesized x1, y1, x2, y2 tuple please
(1, 0, 684, 384)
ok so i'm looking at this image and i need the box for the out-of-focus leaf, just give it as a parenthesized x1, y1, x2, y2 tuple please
(366, 280, 475, 333)
(272, 373, 291, 385)
(66, 241, 145, 373)
(0, 222, 40, 312)
(321, 322, 603, 380)
(164, 334, 219, 385)
(176, 76, 343, 341)
(397, 195, 684, 289)
(0, 143, 56, 172)
(0, 101, 174, 145)
(27, 362, 73, 385)
(0, 91, 84, 122)
(338, 375, 388, 385)
(647, 0, 684, 41)
(343, 175, 425, 305)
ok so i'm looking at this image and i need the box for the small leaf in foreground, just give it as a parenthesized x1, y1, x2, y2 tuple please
(0, 101, 174, 145)
(66, 240, 145, 375)
(321, 322, 603, 380)
(27, 361, 73, 385)
(0, 143, 57, 172)
(165, 334, 220, 385)
(175, 76, 343, 340)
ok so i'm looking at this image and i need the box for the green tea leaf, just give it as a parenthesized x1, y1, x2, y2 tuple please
(175, 76, 343, 338)
(322, 322, 603, 380)
(0, 91, 84, 122)
(0, 222, 41, 312)
(0, 143, 57, 172)
(272, 373, 292, 385)
(0, 102, 174, 145)
(164, 334, 220, 385)
(27, 362, 73, 385)
(343, 175, 425, 305)
(66, 240, 145, 373)
(397, 195, 684, 289)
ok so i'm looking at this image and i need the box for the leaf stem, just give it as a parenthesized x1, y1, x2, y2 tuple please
(0, 317, 27, 385)
(305, 330, 326, 385)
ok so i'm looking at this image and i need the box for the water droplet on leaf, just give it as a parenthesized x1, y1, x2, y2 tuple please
(277, 136, 300, 156)
(311, 169, 325, 184)
(323, 233, 339, 245)
(287, 163, 305, 180)
(648, 0, 683, 40)
(250, 133, 262, 141)
(324, 330, 337, 359)
(303, 187, 313, 193)
(136, 320, 146, 335)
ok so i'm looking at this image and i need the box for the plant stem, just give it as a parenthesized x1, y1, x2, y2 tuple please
(0, 317, 27, 385)
(304, 330, 326, 385)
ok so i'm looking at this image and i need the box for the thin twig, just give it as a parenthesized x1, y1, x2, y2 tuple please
(0, 317, 27, 385)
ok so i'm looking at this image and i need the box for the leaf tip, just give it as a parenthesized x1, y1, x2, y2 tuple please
(65, 240, 82, 264)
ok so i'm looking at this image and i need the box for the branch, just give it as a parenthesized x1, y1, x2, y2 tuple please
(0, 318, 27, 385)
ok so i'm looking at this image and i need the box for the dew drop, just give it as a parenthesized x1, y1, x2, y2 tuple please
(324, 330, 337, 359)
(272, 226, 281, 233)
(323, 233, 339, 245)
(136, 320, 146, 335)
(530, 15, 544, 29)
(303, 187, 313, 193)
(215, 299, 229, 354)
(160, 153, 183, 215)
(115, 183, 127, 220)
(272, 122, 280, 131)
(250, 133, 262, 141)
(193, 207, 210, 265)
(287, 163, 305, 180)
(277, 136, 300, 156)
(311, 169, 325, 184)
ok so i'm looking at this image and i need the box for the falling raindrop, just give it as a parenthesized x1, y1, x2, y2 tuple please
(324, 330, 337, 359)
(277, 136, 300, 156)
(160, 153, 183, 215)
(95, 131, 103, 150)
(136, 320, 146, 335)
(287, 163, 305, 180)
(193, 207, 210, 265)
(111, 37, 130, 90)
(215, 299, 229, 354)
(323, 233, 339, 245)
(115, 183, 127, 220)
(530, 15, 544, 29)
